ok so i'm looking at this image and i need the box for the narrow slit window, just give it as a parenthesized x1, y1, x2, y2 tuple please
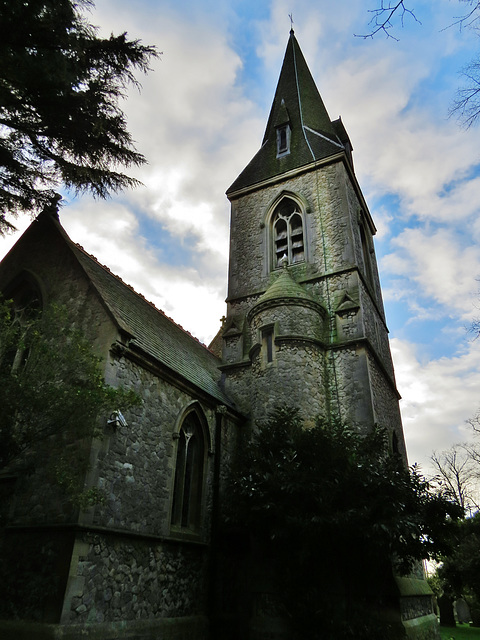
(262, 327, 274, 363)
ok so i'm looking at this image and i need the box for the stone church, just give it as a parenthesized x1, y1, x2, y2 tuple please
(0, 31, 436, 640)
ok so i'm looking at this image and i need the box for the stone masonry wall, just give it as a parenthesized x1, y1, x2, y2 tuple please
(360, 276, 394, 379)
(341, 163, 385, 320)
(90, 355, 216, 539)
(65, 532, 208, 624)
(367, 352, 407, 459)
(249, 340, 327, 428)
(327, 345, 375, 429)
(249, 302, 325, 343)
(227, 160, 381, 309)
(0, 215, 227, 632)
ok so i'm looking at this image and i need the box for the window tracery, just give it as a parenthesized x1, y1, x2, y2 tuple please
(271, 198, 305, 268)
(171, 409, 206, 532)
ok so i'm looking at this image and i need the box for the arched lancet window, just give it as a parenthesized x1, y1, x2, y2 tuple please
(271, 198, 305, 269)
(3, 276, 42, 372)
(171, 409, 206, 532)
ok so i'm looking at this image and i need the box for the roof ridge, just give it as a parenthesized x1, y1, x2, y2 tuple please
(72, 242, 213, 353)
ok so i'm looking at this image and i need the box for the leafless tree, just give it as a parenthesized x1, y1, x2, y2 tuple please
(357, 1, 480, 127)
(355, 1, 420, 40)
(430, 445, 480, 516)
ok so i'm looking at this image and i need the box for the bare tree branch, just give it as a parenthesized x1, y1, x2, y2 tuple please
(467, 410, 480, 437)
(358, 2, 480, 126)
(450, 56, 480, 127)
(442, 1, 480, 31)
(355, 1, 421, 40)
(431, 446, 480, 515)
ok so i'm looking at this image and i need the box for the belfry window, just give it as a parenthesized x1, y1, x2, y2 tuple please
(272, 198, 305, 268)
(171, 410, 206, 532)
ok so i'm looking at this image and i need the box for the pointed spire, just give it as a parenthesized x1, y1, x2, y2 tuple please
(227, 32, 350, 196)
(262, 31, 338, 146)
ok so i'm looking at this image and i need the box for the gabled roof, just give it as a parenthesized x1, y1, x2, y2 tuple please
(3, 210, 234, 408)
(72, 244, 234, 405)
(227, 30, 350, 196)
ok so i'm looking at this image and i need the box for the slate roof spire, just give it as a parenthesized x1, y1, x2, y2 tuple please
(227, 31, 351, 195)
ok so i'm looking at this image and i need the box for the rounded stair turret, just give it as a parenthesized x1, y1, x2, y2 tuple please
(246, 265, 327, 427)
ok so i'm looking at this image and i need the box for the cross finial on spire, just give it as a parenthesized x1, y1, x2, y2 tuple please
(289, 13, 294, 34)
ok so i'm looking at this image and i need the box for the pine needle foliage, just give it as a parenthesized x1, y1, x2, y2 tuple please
(0, 296, 139, 504)
(0, 0, 158, 232)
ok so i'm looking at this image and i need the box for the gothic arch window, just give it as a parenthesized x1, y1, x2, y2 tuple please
(171, 408, 207, 533)
(271, 197, 305, 269)
(2, 275, 42, 372)
(4, 275, 42, 317)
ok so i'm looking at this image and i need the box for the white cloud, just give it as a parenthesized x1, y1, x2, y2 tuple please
(322, 49, 480, 223)
(54, 1, 268, 343)
(392, 336, 480, 473)
(61, 199, 226, 344)
(382, 227, 480, 321)
(2, 0, 480, 468)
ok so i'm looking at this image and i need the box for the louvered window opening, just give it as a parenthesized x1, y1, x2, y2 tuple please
(273, 199, 305, 268)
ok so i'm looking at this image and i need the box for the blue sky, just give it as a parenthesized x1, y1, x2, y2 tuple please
(2, 0, 480, 473)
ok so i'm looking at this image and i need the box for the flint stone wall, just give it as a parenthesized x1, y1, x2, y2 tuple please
(90, 355, 216, 538)
(250, 341, 327, 427)
(328, 346, 374, 429)
(367, 352, 407, 457)
(228, 162, 383, 309)
(249, 301, 325, 343)
(65, 532, 208, 624)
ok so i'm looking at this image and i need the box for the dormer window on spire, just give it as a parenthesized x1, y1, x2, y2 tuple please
(275, 98, 291, 158)
(276, 124, 291, 157)
(271, 197, 305, 269)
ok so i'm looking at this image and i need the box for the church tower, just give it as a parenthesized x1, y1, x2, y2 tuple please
(221, 30, 406, 457)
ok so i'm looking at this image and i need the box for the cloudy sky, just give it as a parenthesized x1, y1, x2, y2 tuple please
(2, 0, 480, 473)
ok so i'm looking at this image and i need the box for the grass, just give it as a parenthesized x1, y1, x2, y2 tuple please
(440, 624, 480, 640)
